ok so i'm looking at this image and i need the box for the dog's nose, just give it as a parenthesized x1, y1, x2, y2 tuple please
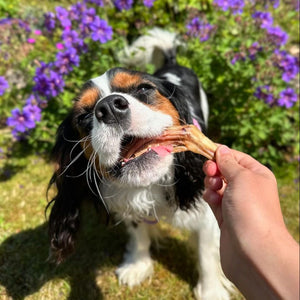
(95, 95, 129, 124)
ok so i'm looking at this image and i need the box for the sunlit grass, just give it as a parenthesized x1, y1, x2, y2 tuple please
(0, 153, 298, 299)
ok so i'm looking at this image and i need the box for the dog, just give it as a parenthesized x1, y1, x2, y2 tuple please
(47, 28, 232, 299)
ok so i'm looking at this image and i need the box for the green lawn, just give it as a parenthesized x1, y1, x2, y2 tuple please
(0, 152, 298, 300)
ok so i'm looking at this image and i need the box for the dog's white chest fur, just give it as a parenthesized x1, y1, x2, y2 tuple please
(102, 178, 175, 223)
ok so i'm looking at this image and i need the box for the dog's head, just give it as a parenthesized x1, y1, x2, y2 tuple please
(47, 67, 206, 262)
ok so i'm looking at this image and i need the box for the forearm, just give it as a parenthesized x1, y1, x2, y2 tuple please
(231, 229, 299, 300)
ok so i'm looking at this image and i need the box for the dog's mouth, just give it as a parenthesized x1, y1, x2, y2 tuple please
(119, 134, 174, 166)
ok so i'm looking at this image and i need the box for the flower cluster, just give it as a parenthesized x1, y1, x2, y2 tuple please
(6, 99, 41, 139)
(266, 26, 288, 46)
(114, 0, 134, 11)
(214, 0, 245, 14)
(248, 6, 298, 107)
(273, 49, 299, 82)
(212, 3, 298, 108)
(5, 1, 113, 139)
(278, 87, 298, 108)
(252, 11, 273, 29)
(143, 0, 156, 8)
(186, 17, 214, 42)
(252, 10, 288, 47)
(2, 0, 299, 148)
(254, 85, 274, 105)
(254, 85, 298, 108)
(33, 62, 65, 98)
(0, 76, 9, 96)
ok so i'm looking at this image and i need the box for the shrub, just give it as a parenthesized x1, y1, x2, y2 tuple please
(0, 0, 299, 166)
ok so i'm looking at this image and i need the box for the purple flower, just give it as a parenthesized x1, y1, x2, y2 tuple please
(25, 94, 48, 109)
(55, 6, 72, 29)
(143, 0, 156, 7)
(35, 61, 53, 77)
(266, 26, 288, 46)
(44, 12, 56, 32)
(55, 48, 80, 75)
(114, 0, 133, 10)
(0, 76, 9, 96)
(268, 0, 280, 8)
(251, 0, 280, 8)
(248, 42, 262, 60)
(18, 20, 31, 32)
(0, 18, 12, 26)
(23, 103, 41, 122)
(62, 29, 81, 47)
(231, 52, 246, 64)
(273, 49, 299, 82)
(277, 88, 298, 108)
(33, 64, 65, 98)
(214, 0, 245, 14)
(6, 108, 36, 134)
(61, 29, 87, 51)
(186, 17, 214, 42)
(84, 0, 104, 6)
(90, 17, 113, 43)
(69, 2, 87, 21)
(254, 85, 275, 105)
(34, 29, 42, 35)
(252, 11, 273, 29)
(82, 7, 97, 28)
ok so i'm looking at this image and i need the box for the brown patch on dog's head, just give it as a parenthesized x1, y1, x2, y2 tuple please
(111, 72, 142, 90)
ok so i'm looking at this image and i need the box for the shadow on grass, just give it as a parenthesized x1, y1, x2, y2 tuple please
(0, 141, 51, 182)
(0, 202, 198, 299)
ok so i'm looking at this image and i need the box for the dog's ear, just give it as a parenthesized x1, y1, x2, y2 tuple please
(46, 112, 100, 263)
(173, 152, 205, 210)
(158, 80, 207, 210)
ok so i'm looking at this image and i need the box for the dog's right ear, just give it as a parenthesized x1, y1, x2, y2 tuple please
(46, 111, 99, 263)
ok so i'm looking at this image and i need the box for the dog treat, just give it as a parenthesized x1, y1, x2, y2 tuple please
(159, 125, 218, 160)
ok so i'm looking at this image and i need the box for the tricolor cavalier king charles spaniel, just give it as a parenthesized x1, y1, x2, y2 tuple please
(47, 29, 232, 299)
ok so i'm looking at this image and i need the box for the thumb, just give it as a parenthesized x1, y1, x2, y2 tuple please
(215, 145, 242, 181)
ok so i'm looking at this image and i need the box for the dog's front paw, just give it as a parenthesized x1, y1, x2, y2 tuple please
(116, 257, 154, 288)
(193, 282, 231, 300)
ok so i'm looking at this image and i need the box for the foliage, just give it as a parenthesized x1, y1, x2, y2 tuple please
(0, 0, 299, 166)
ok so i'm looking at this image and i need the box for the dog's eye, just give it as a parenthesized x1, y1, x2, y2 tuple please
(77, 113, 92, 131)
(135, 84, 155, 104)
(136, 84, 154, 94)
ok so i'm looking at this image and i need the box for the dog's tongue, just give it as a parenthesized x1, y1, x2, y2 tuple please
(152, 144, 173, 157)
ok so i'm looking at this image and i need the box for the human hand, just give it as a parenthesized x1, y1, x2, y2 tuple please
(202, 145, 299, 299)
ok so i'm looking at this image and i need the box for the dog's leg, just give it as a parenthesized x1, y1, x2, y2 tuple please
(173, 202, 232, 300)
(190, 206, 233, 300)
(116, 222, 153, 287)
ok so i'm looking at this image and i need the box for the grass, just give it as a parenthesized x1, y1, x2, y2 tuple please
(0, 149, 298, 300)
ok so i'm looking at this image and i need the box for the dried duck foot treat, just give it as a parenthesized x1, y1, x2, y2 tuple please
(119, 124, 217, 166)
(159, 125, 218, 160)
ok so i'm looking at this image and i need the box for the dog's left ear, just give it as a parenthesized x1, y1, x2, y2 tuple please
(46, 112, 100, 263)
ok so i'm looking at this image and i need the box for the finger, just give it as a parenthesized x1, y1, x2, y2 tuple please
(203, 160, 221, 177)
(204, 176, 223, 191)
(203, 188, 222, 206)
(215, 146, 244, 181)
(226, 148, 268, 174)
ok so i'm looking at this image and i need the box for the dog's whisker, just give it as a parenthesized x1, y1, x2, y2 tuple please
(60, 148, 87, 178)
(92, 169, 110, 214)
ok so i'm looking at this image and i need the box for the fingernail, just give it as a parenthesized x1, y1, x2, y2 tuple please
(219, 145, 231, 155)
